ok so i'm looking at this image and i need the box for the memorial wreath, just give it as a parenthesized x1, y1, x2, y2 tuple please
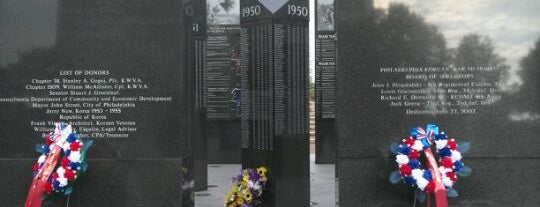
(389, 124, 471, 206)
(224, 167, 268, 207)
(25, 123, 92, 207)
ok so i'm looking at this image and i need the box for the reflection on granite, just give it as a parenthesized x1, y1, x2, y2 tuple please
(0, 0, 190, 206)
(338, 158, 540, 207)
(336, 0, 540, 206)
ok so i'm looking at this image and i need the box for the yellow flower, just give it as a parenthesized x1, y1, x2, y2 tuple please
(226, 167, 270, 206)
(242, 172, 250, 182)
(224, 190, 233, 203)
(236, 197, 245, 205)
(257, 167, 267, 176)
(257, 166, 268, 180)
(242, 189, 253, 203)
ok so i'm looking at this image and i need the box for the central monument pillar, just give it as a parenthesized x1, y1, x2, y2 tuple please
(240, 0, 310, 206)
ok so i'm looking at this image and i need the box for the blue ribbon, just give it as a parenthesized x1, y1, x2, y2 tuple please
(426, 123, 439, 135)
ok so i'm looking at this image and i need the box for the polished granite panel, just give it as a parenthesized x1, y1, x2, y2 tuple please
(205, 120, 242, 164)
(0, 159, 187, 207)
(0, 0, 188, 159)
(239, 0, 311, 206)
(0, 160, 36, 207)
(315, 119, 336, 164)
(0, 0, 190, 206)
(338, 158, 540, 207)
(76, 159, 185, 207)
(335, 0, 540, 159)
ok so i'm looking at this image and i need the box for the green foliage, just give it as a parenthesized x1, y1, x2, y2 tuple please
(377, 3, 449, 67)
(451, 34, 510, 85)
(452, 34, 505, 67)
(516, 38, 540, 106)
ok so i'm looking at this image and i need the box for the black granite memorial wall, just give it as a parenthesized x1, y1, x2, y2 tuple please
(240, 0, 310, 206)
(0, 0, 192, 206)
(184, 0, 209, 192)
(315, 0, 337, 164)
(336, 0, 540, 206)
(205, 0, 243, 164)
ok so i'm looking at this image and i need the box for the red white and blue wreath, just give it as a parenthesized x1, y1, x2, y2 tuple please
(389, 124, 471, 204)
(25, 123, 92, 207)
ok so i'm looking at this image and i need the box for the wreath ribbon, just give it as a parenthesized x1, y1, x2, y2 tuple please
(25, 123, 91, 207)
(25, 124, 70, 207)
(414, 124, 447, 207)
(390, 124, 471, 207)
(25, 146, 62, 207)
(424, 148, 447, 207)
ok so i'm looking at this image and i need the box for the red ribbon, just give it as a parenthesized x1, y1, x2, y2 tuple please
(25, 145, 62, 207)
(424, 148, 448, 207)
